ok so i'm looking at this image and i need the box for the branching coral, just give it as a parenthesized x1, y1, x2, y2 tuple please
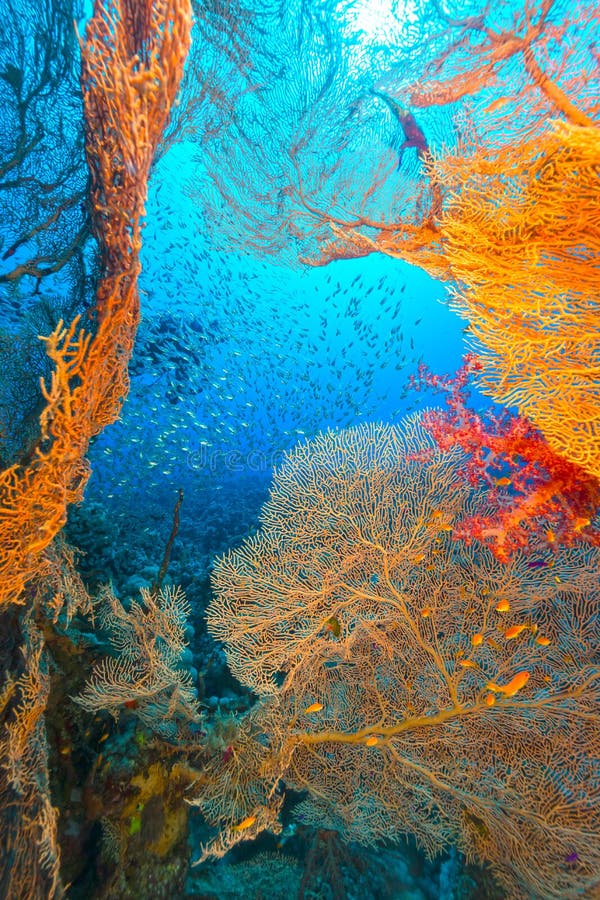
(27, 537, 93, 626)
(194, 414, 600, 899)
(0, 613, 61, 898)
(436, 119, 600, 480)
(75, 585, 201, 739)
(0, 0, 90, 296)
(0, 1, 192, 894)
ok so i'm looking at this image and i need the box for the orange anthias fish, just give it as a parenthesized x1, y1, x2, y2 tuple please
(364, 735, 379, 746)
(486, 671, 530, 698)
(304, 702, 324, 714)
(495, 599, 510, 613)
(427, 509, 452, 531)
(504, 623, 533, 640)
(232, 815, 256, 832)
(573, 517, 591, 532)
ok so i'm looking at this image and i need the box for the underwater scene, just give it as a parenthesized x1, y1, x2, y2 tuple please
(0, 0, 599, 898)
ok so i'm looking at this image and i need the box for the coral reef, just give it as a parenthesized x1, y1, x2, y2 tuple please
(187, 0, 599, 478)
(0, 612, 61, 898)
(0, 1, 192, 894)
(0, 3, 598, 899)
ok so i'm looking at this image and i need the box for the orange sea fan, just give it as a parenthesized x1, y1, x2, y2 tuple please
(0, 0, 192, 609)
(74, 584, 201, 738)
(197, 414, 600, 899)
(436, 118, 600, 478)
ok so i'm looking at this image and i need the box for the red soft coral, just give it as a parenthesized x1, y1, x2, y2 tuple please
(410, 356, 600, 561)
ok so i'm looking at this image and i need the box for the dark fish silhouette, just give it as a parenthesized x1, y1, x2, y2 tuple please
(370, 88, 429, 169)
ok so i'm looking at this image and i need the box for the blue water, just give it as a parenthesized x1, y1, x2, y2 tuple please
(84, 140, 468, 576)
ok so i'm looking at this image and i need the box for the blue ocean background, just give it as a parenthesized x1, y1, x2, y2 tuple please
(78, 143, 467, 586)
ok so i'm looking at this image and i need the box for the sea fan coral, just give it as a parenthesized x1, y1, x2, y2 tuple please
(197, 414, 600, 899)
(75, 584, 201, 739)
(437, 119, 600, 480)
